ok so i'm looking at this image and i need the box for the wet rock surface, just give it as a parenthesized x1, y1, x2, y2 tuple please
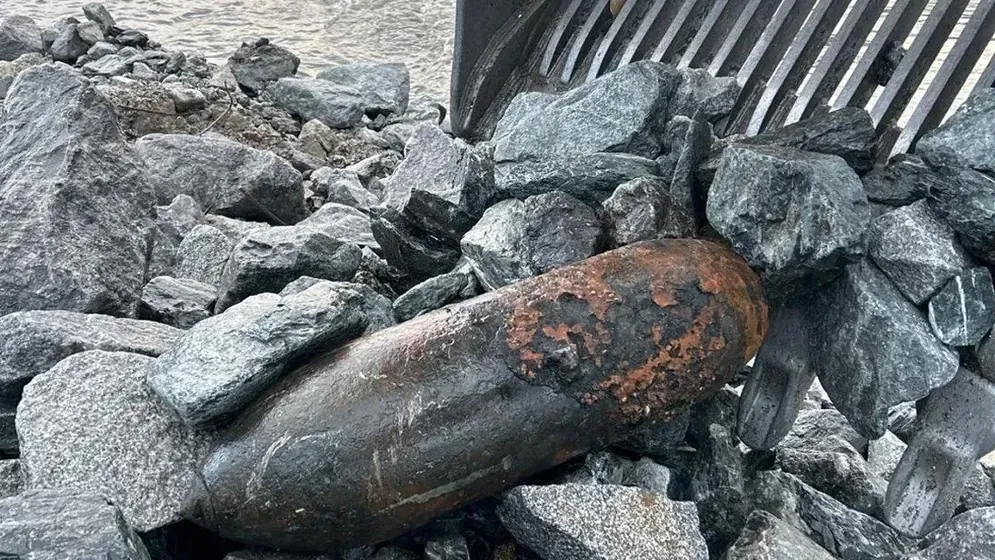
(928, 268, 995, 346)
(917, 88, 995, 174)
(724, 510, 836, 560)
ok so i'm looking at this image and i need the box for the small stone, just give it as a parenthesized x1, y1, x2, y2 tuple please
(917, 88, 995, 173)
(498, 484, 708, 560)
(867, 200, 974, 305)
(82, 3, 116, 35)
(228, 38, 300, 94)
(270, 77, 364, 129)
(459, 200, 530, 290)
(311, 168, 379, 211)
(617, 412, 691, 457)
(384, 124, 495, 240)
(908, 507, 995, 560)
(926, 166, 995, 264)
(602, 176, 695, 248)
(130, 61, 156, 80)
(0, 460, 22, 498)
(76, 21, 104, 45)
(672, 68, 740, 123)
(317, 62, 410, 116)
(861, 154, 937, 207)
(166, 86, 207, 113)
(777, 439, 887, 516)
(725, 510, 836, 560)
(139, 276, 217, 329)
(0, 310, 180, 399)
(393, 269, 470, 322)
(0, 489, 150, 559)
(0, 16, 43, 61)
(48, 22, 89, 63)
(81, 52, 130, 76)
(175, 225, 236, 286)
(523, 190, 603, 275)
(749, 471, 913, 560)
(203, 214, 271, 242)
(707, 145, 870, 300)
(115, 29, 148, 48)
(373, 548, 419, 560)
(86, 40, 118, 59)
(779, 408, 869, 454)
(18, 352, 212, 531)
(135, 133, 307, 225)
(150, 283, 372, 426)
(928, 268, 995, 346)
(425, 534, 470, 560)
(371, 208, 462, 282)
(149, 194, 204, 279)
(216, 226, 362, 311)
(0, 401, 15, 456)
(297, 119, 336, 158)
(811, 259, 960, 438)
(0, 64, 156, 317)
(300, 203, 380, 251)
(889, 403, 919, 441)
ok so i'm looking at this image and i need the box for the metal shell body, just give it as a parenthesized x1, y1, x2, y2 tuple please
(185, 239, 768, 551)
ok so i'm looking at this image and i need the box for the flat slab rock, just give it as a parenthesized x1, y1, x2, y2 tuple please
(300, 203, 380, 251)
(926, 166, 995, 265)
(498, 483, 708, 560)
(0, 489, 150, 559)
(0, 310, 180, 398)
(270, 77, 364, 130)
(150, 282, 377, 427)
(0, 63, 156, 317)
(917, 88, 995, 174)
(725, 510, 836, 560)
(811, 259, 959, 438)
(17, 351, 212, 532)
(139, 276, 218, 329)
(316, 61, 410, 116)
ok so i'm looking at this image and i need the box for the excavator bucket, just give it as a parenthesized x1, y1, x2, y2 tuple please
(451, 0, 995, 159)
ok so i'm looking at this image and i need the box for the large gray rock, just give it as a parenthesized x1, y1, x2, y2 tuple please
(744, 107, 876, 175)
(926, 166, 995, 264)
(602, 176, 696, 248)
(672, 68, 740, 123)
(750, 471, 913, 560)
(17, 351, 212, 532)
(0, 460, 21, 499)
(150, 283, 373, 427)
(707, 145, 870, 300)
(0, 16, 43, 61)
(0, 64, 156, 317)
(271, 77, 364, 129)
(811, 260, 960, 438)
(317, 62, 410, 116)
(149, 195, 205, 278)
(725, 510, 836, 560)
(135, 133, 307, 225)
(867, 200, 974, 305)
(82, 3, 116, 35)
(278, 278, 395, 334)
(203, 214, 272, 242)
(861, 154, 937, 207)
(657, 116, 713, 222)
(228, 38, 300, 95)
(917, 88, 995, 173)
(139, 276, 217, 329)
(492, 61, 681, 201)
(300, 203, 379, 250)
(0, 489, 151, 559)
(498, 484, 708, 560)
(175, 224, 236, 286)
(906, 507, 995, 560)
(384, 124, 495, 240)
(216, 225, 362, 311)
(0, 310, 180, 398)
(47, 21, 89, 64)
(780, 408, 869, 454)
(371, 208, 462, 282)
(777, 439, 887, 516)
(311, 168, 379, 211)
(928, 268, 995, 346)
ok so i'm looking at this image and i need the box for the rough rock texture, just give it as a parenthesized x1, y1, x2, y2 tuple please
(778, 440, 887, 516)
(0, 310, 180, 398)
(861, 154, 937, 206)
(743, 107, 876, 175)
(458, 199, 530, 290)
(48, 22, 89, 64)
(139, 276, 217, 329)
(498, 484, 708, 560)
(811, 260, 960, 438)
(601, 176, 696, 247)
(0, 16, 43, 62)
(707, 145, 870, 299)
(228, 38, 300, 95)
(82, 3, 116, 34)
(0, 64, 156, 317)
(657, 116, 713, 223)
(492, 61, 680, 201)
(135, 133, 307, 225)
(724, 510, 836, 560)
(928, 268, 995, 346)
(392, 269, 471, 322)
(0, 402, 15, 456)
(300, 203, 380, 250)
(150, 195, 205, 278)
(17, 351, 211, 532)
(317, 62, 410, 116)
(311, 168, 379, 211)
(672, 68, 740, 123)
(278, 278, 395, 334)
(867, 200, 974, 305)
(907, 507, 995, 560)
(270, 77, 364, 129)
(750, 471, 913, 560)
(926, 166, 995, 264)
(779, 408, 869, 455)
(216, 226, 362, 311)
(0, 490, 151, 559)
(384, 124, 495, 240)
(0, 460, 21, 499)
(917, 88, 995, 173)
(371, 208, 461, 282)
(150, 283, 373, 427)
(175, 224, 236, 286)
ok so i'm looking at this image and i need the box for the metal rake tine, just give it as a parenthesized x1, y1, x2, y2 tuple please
(707, 0, 773, 76)
(618, 0, 675, 68)
(587, 0, 644, 81)
(893, 0, 995, 156)
(561, 0, 612, 83)
(678, 0, 741, 69)
(972, 46, 995, 95)
(786, 0, 889, 124)
(539, 0, 589, 78)
(648, 0, 716, 65)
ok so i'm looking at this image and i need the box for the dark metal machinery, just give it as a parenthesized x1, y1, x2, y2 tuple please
(451, 0, 995, 158)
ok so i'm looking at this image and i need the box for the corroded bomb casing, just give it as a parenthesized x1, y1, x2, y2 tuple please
(185, 239, 768, 551)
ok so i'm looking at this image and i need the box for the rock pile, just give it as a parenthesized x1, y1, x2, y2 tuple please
(2, 5, 995, 560)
